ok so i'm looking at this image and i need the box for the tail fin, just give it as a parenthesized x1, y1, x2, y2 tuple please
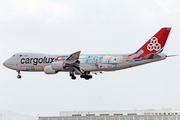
(129, 27, 171, 59)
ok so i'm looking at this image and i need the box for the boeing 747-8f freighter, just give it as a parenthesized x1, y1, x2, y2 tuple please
(3, 28, 172, 80)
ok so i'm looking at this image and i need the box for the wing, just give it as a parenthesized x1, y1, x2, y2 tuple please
(63, 51, 84, 74)
(53, 51, 93, 80)
(64, 51, 81, 64)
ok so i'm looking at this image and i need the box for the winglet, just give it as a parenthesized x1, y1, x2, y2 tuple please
(129, 27, 171, 59)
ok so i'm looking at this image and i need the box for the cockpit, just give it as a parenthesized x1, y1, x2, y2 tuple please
(11, 53, 24, 58)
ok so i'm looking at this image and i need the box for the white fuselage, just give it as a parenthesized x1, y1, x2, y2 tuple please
(2, 27, 172, 79)
(3, 53, 166, 73)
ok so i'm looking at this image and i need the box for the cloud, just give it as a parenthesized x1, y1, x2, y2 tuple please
(154, 0, 180, 14)
(0, 12, 7, 21)
(0, 0, 74, 23)
(138, 8, 159, 23)
(153, 0, 180, 22)
(46, 2, 74, 23)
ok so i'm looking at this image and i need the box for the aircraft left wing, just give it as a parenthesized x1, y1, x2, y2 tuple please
(64, 51, 81, 64)
(53, 51, 83, 74)
(62, 51, 83, 74)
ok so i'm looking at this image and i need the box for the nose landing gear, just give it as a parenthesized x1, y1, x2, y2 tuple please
(17, 74, 22, 79)
(17, 71, 22, 79)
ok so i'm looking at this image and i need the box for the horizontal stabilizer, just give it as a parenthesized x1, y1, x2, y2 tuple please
(167, 55, 178, 57)
(143, 54, 161, 59)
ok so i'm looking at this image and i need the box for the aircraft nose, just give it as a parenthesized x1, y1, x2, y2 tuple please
(3, 58, 19, 70)
(3, 60, 8, 67)
(3, 59, 10, 68)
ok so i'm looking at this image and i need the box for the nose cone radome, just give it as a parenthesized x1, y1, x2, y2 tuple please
(3, 59, 11, 68)
(3, 58, 19, 70)
(3, 60, 8, 68)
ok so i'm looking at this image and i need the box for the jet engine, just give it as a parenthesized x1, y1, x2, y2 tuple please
(44, 65, 57, 74)
(51, 61, 65, 71)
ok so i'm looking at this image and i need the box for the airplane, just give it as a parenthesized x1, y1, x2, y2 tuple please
(3, 27, 173, 80)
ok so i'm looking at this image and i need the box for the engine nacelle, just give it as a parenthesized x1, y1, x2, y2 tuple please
(44, 65, 57, 74)
(51, 61, 65, 71)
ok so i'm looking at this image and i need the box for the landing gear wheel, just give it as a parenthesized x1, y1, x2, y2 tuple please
(16, 71, 22, 79)
(80, 73, 92, 80)
(17, 75, 22, 79)
(70, 71, 76, 80)
(70, 71, 74, 77)
(71, 76, 76, 80)
(85, 77, 89, 80)
(80, 75, 84, 78)
(89, 75, 93, 79)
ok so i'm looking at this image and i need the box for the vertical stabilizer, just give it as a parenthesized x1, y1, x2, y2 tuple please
(129, 27, 171, 59)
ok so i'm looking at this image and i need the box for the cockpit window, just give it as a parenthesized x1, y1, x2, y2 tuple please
(12, 54, 15, 57)
(19, 55, 22, 57)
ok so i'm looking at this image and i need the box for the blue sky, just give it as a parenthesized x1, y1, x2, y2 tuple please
(0, 0, 180, 116)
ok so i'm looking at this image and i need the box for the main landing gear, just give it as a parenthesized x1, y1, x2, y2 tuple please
(69, 71, 93, 80)
(80, 74, 92, 80)
(17, 71, 22, 79)
(70, 71, 76, 80)
(80, 72, 93, 80)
